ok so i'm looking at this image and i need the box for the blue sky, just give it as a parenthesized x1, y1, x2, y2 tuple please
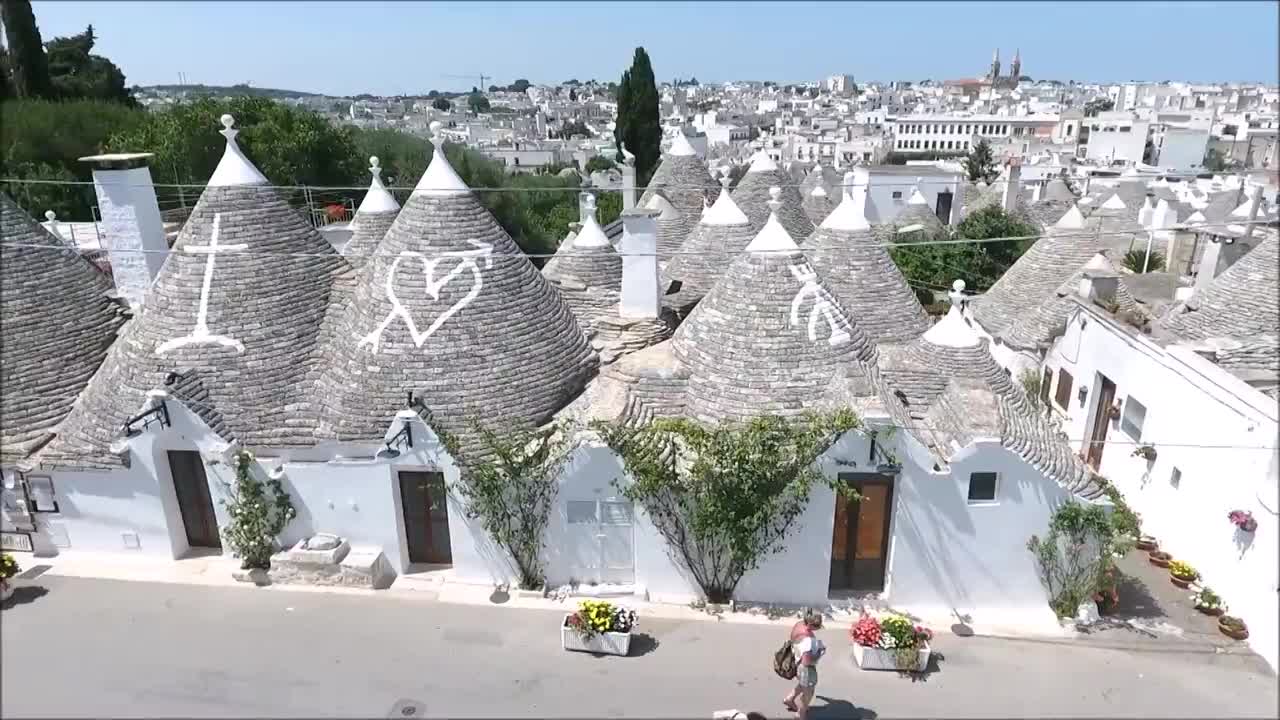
(31, 1, 1280, 96)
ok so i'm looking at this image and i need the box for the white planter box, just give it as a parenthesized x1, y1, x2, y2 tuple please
(852, 642, 931, 672)
(561, 615, 631, 656)
(0, 582, 13, 604)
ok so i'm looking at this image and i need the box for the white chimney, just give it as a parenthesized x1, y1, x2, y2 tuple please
(79, 152, 167, 308)
(1001, 160, 1022, 213)
(1138, 194, 1155, 228)
(1077, 270, 1120, 305)
(618, 207, 661, 319)
(619, 143, 637, 211)
(1031, 182, 1043, 202)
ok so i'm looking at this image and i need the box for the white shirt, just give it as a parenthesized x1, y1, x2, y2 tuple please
(793, 635, 826, 663)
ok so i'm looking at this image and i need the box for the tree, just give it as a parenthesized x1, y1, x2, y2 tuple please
(555, 119, 590, 140)
(1027, 500, 1133, 618)
(487, 84, 499, 93)
(1083, 98, 1114, 117)
(508, 78, 531, 93)
(44, 25, 136, 105)
(432, 96, 451, 111)
(1, 0, 53, 98)
(594, 410, 860, 603)
(584, 155, 616, 174)
(220, 449, 297, 570)
(467, 92, 490, 114)
(963, 138, 999, 183)
(1203, 147, 1234, 172)
(889, 206, 1037, 293)
(437, 420, 575, 590)
(615, 47, 660, 186)
(568, 87, 577, 102)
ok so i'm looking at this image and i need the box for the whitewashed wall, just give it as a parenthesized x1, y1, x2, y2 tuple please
(1047, 306, 1279, 672)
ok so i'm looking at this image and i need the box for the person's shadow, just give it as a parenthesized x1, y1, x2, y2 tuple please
(808, 696, 877, 720)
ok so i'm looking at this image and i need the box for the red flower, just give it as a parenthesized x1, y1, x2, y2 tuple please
(849, 616, 882, 647)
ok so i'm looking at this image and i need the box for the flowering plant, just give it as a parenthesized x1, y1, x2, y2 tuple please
(0, 553, 19, 581)
(850, 613, 931, 670)
(1193, 587, 1225, 612)
(1093, 565, 1119, 610)
(1228, 510, 1257, 532)
(849, 615, 882, 647)
(1167, 560, 1198, 581)
(567, 599, 637, 638)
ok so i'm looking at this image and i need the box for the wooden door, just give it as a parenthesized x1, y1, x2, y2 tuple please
(829, 475, 895, 592)
(167, 450, 221, 549)
(1086, 376, 1117, 470)
(934, 190, 954, 224)
(399, 471, 451, 564)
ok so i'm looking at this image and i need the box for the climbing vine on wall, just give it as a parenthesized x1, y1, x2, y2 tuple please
(1027, 499, 1133, 618)
(221, 449, 296, 570)
(593, 410, 861, 604)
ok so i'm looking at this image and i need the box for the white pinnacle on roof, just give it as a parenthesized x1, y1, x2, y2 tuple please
(207, 114, 269, 187)
(414, 121, 469, 196)
(1230, 192, 1258, 218)
(703, 177, 750, 226)
(907, 178, 929, 206)
(820, 174, 871, 232)
(747, 150, 778, 173)
(744, 188, 798, 253)
(923, 280, 981, 348)
(356, 156, 401, 214)
(644, 191, 680, 220)
(1055, 204, 1086, 229)
(668, 131, 697, 157)
(1100, 193, 1126, 211)
(573, 194, 610, 248)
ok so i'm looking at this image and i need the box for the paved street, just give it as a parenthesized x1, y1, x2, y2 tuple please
(2, 575, 1276, 718)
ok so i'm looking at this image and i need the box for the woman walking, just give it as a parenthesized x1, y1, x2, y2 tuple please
(782, 610, 826, 718)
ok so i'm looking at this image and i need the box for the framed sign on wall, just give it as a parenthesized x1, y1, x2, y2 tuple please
(25, 475, 58, 514)
(1, 531, 34, 553)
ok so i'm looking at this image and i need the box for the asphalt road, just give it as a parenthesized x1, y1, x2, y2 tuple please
(2, 576, 1276, 718)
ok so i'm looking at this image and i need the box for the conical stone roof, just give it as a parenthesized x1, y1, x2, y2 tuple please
(1091, 192, 1147, 255)
(541, 194, 622, 337)
(37, 115, 353, 469)
(342, 156, 401, 268)
(732, 151, 814, 239)
(314, 124, 598, 458)
(638, 133, 719, 243)
(802, 185, 835, 225)
(892, 184, 947, 235)
(661, 179, 755, 313)
(671, 200, 879, 424)
(1001, 252, 1145, 351)
(1043, 177, 1077, 203)
(1160, 235, 1279, 342)
(0, 193, 129, 463)
(804, 181, 930, 346)
(971, 204, 1098, 335)
(647, 191, 687, 267)
(800, 163, 831, 198)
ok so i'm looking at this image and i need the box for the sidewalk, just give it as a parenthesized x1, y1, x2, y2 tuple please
(26, 549, 1074, 640)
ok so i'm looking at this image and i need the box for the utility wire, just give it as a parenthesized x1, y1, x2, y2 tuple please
(6, 218, 1271, 260)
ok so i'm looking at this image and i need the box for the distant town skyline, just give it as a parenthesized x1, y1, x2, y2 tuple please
(30, 1, 1280, 96)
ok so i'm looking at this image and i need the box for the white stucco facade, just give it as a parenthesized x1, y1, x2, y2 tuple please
(1043, 303, 1279, 672)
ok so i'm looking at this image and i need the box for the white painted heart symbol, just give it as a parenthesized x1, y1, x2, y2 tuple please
(358, 240, 494, 352)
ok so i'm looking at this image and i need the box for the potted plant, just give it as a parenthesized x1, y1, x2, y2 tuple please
(1136, 534, 1158, 552)
(1147, 550, 1173, 568)
(1193, 587, 1226, 616)
(1131, 444, 1157, 462)
(1218, 615, 1249, 640)
(562, 599, 637, 656)
(1093, 566, 1120, 615)
(1106, 403, 1122, 421)
(849, 613, 932, 672)
(1228, 510, 1257, 533)
(0, 553, 18, 603)
(1167, 560, 1199, 588)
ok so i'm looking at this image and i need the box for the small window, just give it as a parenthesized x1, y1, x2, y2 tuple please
(1169, 467, 1181, 488)
(567, 501, 597, 524)
(1040, 367, 1053, 405)
(1121, 396, 1146, 441)
(967, 472, 999, 504)
(600, 501, 633, 526)
(892, 191, 903, 201)
(1054, 368, 1074, 409)
(1119, 126, 1131, 133)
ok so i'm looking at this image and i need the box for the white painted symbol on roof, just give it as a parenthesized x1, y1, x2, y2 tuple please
(788, 262, 851, 347)
(156, 213, 247, 355)
(358, 240, 493, 352)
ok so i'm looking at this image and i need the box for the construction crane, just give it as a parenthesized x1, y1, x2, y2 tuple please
(443, 73, 491, 92)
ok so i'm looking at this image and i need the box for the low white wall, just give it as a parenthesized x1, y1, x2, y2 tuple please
(1047, 307, 1280, 672)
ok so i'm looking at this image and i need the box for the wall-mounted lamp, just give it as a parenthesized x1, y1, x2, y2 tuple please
(122, 400, 170, 438)
(377, 422, 413, 460)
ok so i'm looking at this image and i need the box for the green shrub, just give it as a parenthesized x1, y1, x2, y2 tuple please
(1122, 249, 1165, 273)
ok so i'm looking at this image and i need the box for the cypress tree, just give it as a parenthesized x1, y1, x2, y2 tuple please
(615, 68, 631, 160)
(1, 0, 53, 98)
(618, 47, 660, 187)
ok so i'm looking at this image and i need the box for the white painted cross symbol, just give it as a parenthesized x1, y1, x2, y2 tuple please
(788, 262, 851, 347)
(358, 239, 494, 353)
(155, 213, 248, 355)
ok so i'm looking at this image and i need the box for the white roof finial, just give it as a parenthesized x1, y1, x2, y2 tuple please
(922, 278, 980, 347)
(356, 155, 400, 214)
(207, 114, 269, 187)
(767, 186, 783, 214)
(572, 192, 610, 249)
(620, 142, 636, 166)
(744, 186, 799, 253)
(820, 178, 871, 232)
(44, 210, 56, 222)
(415, 121, 468, 196)
(703, 180, 749, 226)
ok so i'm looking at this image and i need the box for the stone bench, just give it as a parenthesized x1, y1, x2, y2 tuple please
(267, 535, 396, 590)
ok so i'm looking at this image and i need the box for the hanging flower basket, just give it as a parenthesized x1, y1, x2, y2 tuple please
(1228, 510, 1257, 533)
(1131, 444, 1157, 462)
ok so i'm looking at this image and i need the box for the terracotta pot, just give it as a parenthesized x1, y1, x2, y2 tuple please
(1170, 574, 1194, 589)
(1148, 552, 1172, 568)
(1218, 618, 1249, 640)
(1196, 605, 1225, 617)
(1136, 538, 1158, 551)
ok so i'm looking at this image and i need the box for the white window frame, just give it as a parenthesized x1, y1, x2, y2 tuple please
(1120, 396, 1146, 441)
(966, 471, 1000, 505)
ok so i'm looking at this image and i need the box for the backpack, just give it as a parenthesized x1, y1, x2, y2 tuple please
(773, 639, 797, 680)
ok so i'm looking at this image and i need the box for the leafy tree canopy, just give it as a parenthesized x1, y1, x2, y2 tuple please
(467, 92, 490, 114)
(432, 96, 451, 111)
(889, 206, 1037, 294)
(963, 138, 999, 183)
(584, 155, 616, 174)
